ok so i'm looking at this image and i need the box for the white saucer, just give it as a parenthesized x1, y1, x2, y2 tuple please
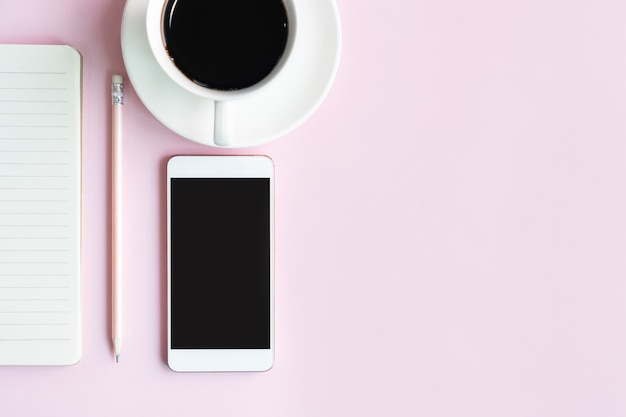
(121, 0, 341, 147)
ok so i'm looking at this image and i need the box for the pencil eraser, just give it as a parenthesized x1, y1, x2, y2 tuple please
(112, 74, 123, 84)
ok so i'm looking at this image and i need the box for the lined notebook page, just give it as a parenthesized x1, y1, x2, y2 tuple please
(0, 45, 81, 365)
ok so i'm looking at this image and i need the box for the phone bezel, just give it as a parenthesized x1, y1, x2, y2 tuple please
(166, 155, 274, 372)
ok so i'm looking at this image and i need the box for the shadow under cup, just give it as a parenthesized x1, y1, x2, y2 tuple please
(162, 0, 290, 92)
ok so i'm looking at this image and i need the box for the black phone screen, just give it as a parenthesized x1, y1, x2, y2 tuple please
(170, 178, 271, 349)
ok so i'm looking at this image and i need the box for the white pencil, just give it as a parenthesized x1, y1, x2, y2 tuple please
(111, 75, 124, 363)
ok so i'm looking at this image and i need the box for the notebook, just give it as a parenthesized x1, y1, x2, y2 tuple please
(0, 45, 81, 365)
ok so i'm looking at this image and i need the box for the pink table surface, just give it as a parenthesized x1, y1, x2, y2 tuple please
(2, 0, 626, 415)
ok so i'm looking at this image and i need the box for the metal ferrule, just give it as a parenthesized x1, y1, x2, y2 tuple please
(112, 83, 124, 105)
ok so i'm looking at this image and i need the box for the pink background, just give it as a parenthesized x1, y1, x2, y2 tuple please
(2, 0, 626, 415)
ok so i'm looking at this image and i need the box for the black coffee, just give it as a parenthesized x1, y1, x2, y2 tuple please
(162, 0, 289, 91)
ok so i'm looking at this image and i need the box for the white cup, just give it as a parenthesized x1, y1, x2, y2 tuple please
(145, 0, 297, 146)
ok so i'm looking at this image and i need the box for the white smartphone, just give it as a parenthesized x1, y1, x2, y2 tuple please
(167, 155, 274, 372)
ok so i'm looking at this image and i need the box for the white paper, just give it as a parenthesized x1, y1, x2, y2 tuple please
(0, 45, 81, 365)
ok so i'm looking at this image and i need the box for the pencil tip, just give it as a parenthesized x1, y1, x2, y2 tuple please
(115, 354, 119, 363)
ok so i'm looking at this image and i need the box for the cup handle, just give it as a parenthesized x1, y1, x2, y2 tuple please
(214, 100, 235, 147)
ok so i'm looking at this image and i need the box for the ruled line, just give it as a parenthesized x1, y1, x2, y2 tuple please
(0, 311, 68, 314)
(0, 339, 71, 342)
(0, 87, 67, 91)
(0, 273, 69, 276)
(0, 71, 66, 75)
(0, 113, 66, 116)
(0, 100, 67, 103)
